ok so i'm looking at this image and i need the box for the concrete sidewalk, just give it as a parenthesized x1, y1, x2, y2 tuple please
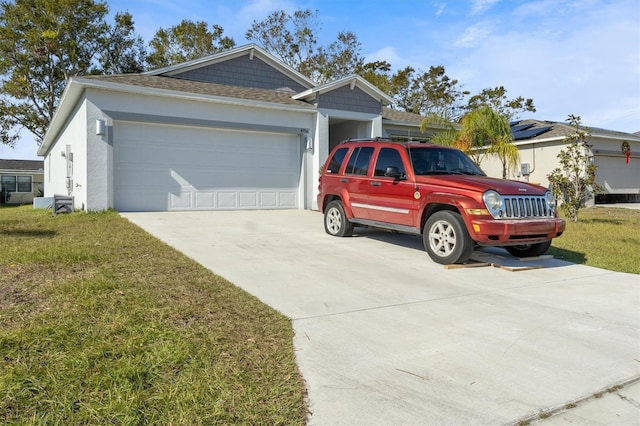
(121, 210, 640, 425)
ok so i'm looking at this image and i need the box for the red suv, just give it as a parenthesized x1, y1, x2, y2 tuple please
(317, 138, 565, 264)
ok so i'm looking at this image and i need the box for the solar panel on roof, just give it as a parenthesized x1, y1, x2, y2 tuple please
(510, 123, 534, 133)
(512, 126, 552, 140)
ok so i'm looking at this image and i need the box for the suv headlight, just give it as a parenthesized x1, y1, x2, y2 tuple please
(483, 190, 503, 218)
(545, 190, 556, 213)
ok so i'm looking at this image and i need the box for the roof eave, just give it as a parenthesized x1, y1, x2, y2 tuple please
(38, 78, 85, 157)
(293, 75, 394, 106)
(72, 77, 317, 111)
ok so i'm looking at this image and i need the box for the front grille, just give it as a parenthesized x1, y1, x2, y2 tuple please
(502, 196, 552, 218)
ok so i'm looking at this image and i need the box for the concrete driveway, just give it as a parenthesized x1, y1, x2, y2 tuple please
(121, 210, 640, 425)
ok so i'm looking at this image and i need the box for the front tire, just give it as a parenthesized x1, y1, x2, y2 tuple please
(324, 200, 354, 237)
(505, 240, 551, 258)
(423, 211, 473, 264)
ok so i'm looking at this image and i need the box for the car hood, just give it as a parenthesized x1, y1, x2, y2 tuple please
(415, 174, 549, 196)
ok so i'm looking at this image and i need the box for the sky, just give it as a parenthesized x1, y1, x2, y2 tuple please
(2, 0, 639, 160)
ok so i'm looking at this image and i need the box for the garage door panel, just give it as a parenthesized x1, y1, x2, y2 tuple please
(118, 189, 170, 211)
(114, 123, 302, 211)
(595, 156, 640, 193)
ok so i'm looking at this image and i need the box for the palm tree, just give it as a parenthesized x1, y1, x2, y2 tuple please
(487, 134, 520, 178)
(421, 106, 519, 177)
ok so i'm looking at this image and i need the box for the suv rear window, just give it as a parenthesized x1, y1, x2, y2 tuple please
(345, 147, 374, 176)
(326, 147, 348, 173)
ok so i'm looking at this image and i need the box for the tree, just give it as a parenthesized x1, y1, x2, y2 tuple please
(246, 9, 319, 71)
(488, 134, 520, 179)
(0, 0, 110, 144)
(356, 60, 392, 93)
(0, 0, 146, 146)
(98, 12, 147, 74)
(147, 20, 235, 69)
(308, 31, 363, 83)
(547, 115, 601, 222)
(245, 9, 363, 82)
(466, 86, 535, 121)
(422, 106, 517, 172)
(386, 65, 469, 120)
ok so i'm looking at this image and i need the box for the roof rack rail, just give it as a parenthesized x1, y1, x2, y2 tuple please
(343, 137, 392, 142)
(339, 137, 433, 144)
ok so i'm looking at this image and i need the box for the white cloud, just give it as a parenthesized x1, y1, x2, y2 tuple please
(365, 46, 404, 68)
(446, 0, 640, 132)
(454, 21, 493, 48)
(471, 0, 500, 15)
(433, 1, 447, 16)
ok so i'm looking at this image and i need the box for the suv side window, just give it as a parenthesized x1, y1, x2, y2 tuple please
(345, 147, 374, 176)
(374, 148, 405, 177)
(327, 147, 348, 173)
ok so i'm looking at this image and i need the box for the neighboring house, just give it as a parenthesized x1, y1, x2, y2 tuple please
(37, 44, 429, 212)
(0, 159, 45, 205)
(36, 43, 638, 212)
(480, 120, 640, 204)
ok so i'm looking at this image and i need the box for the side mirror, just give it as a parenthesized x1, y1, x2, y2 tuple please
(385, 166, 403, 179)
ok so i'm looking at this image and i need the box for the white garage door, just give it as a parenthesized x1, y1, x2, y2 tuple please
(594, 155, 640, 194)
(114, 122, 302, 211)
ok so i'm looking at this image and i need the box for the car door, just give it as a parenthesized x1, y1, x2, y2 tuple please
(367, 147, 417, 226)
(342, 146, 375, 219)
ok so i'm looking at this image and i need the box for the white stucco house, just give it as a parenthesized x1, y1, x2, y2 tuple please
(37, 43, 639, 212)
(0, 159, 44, 205)
(37, 44, 427, 212)
(481, 120, 640, 204)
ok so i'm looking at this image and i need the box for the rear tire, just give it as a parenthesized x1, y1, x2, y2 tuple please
(423, 211, 473, 264)
(324, 200, 354, 237)
(505, 240, 552, 258)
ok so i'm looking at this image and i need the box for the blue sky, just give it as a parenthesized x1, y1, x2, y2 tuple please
(3, 0, 639, 160)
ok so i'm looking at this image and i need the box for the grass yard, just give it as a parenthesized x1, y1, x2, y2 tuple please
(0, 204, 637, 424)
(549, 206, 640, 275)
(0, 206, 306, 425)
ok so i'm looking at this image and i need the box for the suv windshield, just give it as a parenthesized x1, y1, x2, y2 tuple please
(408, 147, 485, 176)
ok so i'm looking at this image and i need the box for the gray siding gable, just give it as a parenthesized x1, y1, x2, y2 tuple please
(317, 85, 381, 114)
(172, 55, 308, 92)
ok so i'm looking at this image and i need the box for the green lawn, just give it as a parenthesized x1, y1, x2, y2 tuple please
(0, 206, 306, 425)
(549, 206, 640, 275)
(1, 204, 637, 424)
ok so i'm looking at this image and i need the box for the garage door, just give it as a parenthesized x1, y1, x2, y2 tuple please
(594, 155, 640, 194)
(114, 122, 302, 211)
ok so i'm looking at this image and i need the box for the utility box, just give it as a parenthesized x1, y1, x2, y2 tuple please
(53, 194, 74, 215)
(521, 163, 531, 176)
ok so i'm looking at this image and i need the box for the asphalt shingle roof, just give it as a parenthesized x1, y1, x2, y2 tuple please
(0, 159, 44, 171)
(381, 108, 424, 124)
(80, 74, 313, 107)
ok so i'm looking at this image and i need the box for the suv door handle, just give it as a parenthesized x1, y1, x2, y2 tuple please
(370, 181, 381, 187)
(340, 178, 348, 183)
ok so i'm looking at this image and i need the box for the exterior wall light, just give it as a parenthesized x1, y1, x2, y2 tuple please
(96, 119, 106, 135)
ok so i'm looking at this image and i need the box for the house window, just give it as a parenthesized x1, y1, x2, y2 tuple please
(1, 176, 16, 192)
(1, 175, 32, 193)
(18, 176, 32, 192)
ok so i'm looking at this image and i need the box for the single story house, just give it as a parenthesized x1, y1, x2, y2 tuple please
(0, 159, 44, 205)
(480, 120, 640, 204)
(37, 43, 427, 212)
(37, 43, 638, 211)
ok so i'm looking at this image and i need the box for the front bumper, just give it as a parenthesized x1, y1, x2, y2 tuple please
(469, 217, 566, 246)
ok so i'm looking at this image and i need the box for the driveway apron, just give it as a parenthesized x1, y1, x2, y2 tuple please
(121, 210, 640, 425)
